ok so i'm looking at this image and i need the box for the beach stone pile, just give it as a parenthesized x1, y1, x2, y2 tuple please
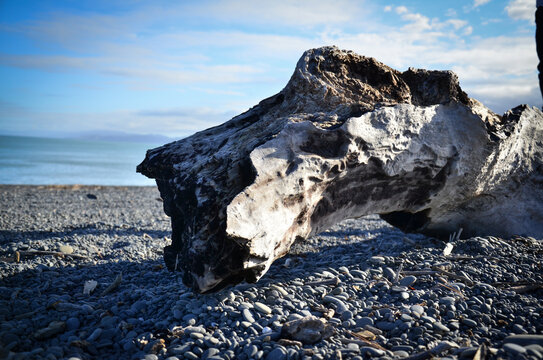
(0, 185, 542, 359)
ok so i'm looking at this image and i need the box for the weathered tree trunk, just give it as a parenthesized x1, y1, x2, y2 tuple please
(137, 46, 543, 293)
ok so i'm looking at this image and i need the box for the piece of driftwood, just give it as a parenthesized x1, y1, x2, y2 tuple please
(138, 46, 543, 292)
(401, 269, 475, 286)
(100, 273, 122, 296)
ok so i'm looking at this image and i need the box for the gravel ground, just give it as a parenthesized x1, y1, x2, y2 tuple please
(0, 185, 542, 360)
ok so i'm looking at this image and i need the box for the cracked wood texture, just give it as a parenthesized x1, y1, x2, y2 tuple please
(138, 46, 543, 293)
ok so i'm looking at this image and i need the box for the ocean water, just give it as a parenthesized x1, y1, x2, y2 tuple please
(0, 135, 166, 186)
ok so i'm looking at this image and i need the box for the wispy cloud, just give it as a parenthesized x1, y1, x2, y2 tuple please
(0, 0, 539, 139)
(196, 0, 367, 28)
(474, 0, 492, 7)
(0, 103, 238, 138)
(506, 0, 534, 21)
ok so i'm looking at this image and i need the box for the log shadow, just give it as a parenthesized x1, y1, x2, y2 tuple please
(0, 224, 170, 246)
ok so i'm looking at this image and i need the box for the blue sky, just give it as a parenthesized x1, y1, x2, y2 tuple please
(0, 0, 538, 138)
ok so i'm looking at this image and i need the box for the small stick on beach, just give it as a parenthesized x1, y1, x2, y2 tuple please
(401, 269, 475, 286)
(305, 277, 340, 286)
(100, 272, 122, 297)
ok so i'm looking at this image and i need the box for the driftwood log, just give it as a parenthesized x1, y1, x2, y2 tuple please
(137, 46, 543, 292)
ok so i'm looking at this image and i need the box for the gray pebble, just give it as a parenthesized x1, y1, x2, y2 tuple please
(383, 267, 396, 282)
(254, 302, 272, 315)
(461, 318, 477, 328)
(526, 345, 543, 359)
(87, 328, 102, 342)
(341, 310, 354, 321)
(512, 324, 528, 334)
(369, 256, 385, 265)
(356, 317, 374, 328)
(66, 317, 80, 331)
(173, 309, 183, 320)
(376, 321, 395, 331)
(190, 332, 204, 340)
(361, 346, 385, 356)
(323, 295, 348, 314)
(393, 350, 409, 358)
(205, 337, 220, 347)
(242, 309, 255, 323)
(183, 351, 199, 360)
(399, 275, 417, 287)
(266, 347, 287, 360)
(410, 305, 424, 316)
(246, 344, 259, 357)
(170, 344, 191, 355)
(503, 343, 527, 355)
(204, 348, 220, 358)
(433, 322, 450, 333)
(440, 297, 456, 306)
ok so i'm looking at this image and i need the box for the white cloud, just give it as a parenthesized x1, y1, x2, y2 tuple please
(446, 8, 458, 17)
(203, 0, 364, 27)
(482, 18, 503, 25)
(506, 0, 534, 21)
(392, 6, 470, 36)
(474, 0, 491, 7)
(1, 0, 540, 136)
(396, 6, 408, 15)
(447, 19, 469, 30)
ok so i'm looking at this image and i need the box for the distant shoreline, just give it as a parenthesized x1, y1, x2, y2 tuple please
(0, 135, 158, 186)
(0, 132, 174, 145)
(0, 184, 157, 189)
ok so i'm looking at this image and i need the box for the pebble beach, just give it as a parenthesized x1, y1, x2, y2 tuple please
(0, 185, 542, 360)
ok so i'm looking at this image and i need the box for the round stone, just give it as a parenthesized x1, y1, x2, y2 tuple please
(399, 275, 417, 287)
(393, 350, 409, 358)
(190, 332, 204, 340)
(341, 310, 354, 321)
(461, 318, 477, 328)
(504, 343, 527, 355)
(266, 347, 287, 360)
(173, 309, 183, 320)
(433, 322, 450, 333)
(59, 245, 74, 254)
(66, 317, 80, 331)
(254, 302, 272, 315)
(410, 305, 424, 316)
(183, 352, 199, 360)
(246, 344, 258, 357)
(439, 297, 456, 306)
(369, 256, 385, 265)
(87, 328, 102, 342)
(361, 346, 385, 357)
(383, 267, 396, 281)
(356, 317, 374, 328)
(242, 309, 255, 323)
